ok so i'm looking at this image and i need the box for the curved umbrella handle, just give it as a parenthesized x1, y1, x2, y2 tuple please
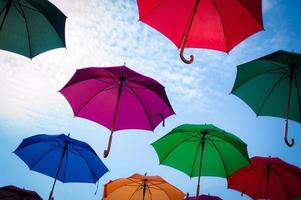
(179, 46, 194, 64)
(103, 131, 114, 158)
(284, 119, 295, 147)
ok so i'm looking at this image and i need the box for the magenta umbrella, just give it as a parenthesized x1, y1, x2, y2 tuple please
(60, 65, 175, 157)
(185, 193, 222, 200)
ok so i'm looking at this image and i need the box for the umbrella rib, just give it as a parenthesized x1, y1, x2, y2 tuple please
(0, 3, 7, 18)
(74, 82, 119, 116)
(209, 133, 249, 166)
(236, 0, 263, 26)
(231, 67, 287, 93)
(269, 61, 289, 70)
(18, 2, 39, 12)
(16, 0, 32, 58)
(227, 166, 251, 188)
(68, 144, 96, 182)
(146, 182, 153, 200)
(62, 145, 69, 183)
(253, 169, 267, 198)
(26, 144, 62, 171)
(293, 74, 301, 122)
(271, 168, 288, 199)
(256, 73, 288, 115)
(148, 182, 175, 200)
(124, 82, 154, 130)
(94, 78, 119, 85)
(139, 0, 168, 21)
(158, 136, 194, 164)
(128, 185, 142, 200)
(23, 0, 66, 46)
(189, 138, 202, 177)
(212, 0, 229, 52)
(207, 139, 228, 177)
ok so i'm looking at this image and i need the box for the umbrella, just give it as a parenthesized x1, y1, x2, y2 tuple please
(228, 156, 301, 200)
(0, 185, 42, 200)
(152, 124, 250, 199)
(185, 192, 222, 200)
(0, 0, 66, 58)
(60, 65, 175, 158)
(231, 50, 301, 147)
(136, 0, 264, 64)
(14, 134, 109, 200)
(102, 173, 185, 200)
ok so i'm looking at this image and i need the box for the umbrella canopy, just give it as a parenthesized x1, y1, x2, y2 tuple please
(231, 50, 301, 147)
(14, 134, 108, 200)
(103, 173, 185, 200)
(0, 185, 42, 200)
(60, 65, 175, 157)
(0, 0, 66, 58)
(137, 0, 263, 64)
(152, 124, 250, 198)
(228, 156, 301, 200)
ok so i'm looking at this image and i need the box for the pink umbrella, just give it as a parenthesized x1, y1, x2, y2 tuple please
(60, 65, 175, 157)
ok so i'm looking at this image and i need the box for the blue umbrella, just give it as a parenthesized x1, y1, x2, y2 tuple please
(14, 134, 109, 200)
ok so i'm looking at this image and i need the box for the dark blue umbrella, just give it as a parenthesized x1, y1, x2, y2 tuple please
(14, 134, 109, 200)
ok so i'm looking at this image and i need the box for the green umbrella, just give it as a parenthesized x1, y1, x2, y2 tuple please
(151, 124, 250, 199)
(0, 0, 66, 58)
(231, 50, 301, 147)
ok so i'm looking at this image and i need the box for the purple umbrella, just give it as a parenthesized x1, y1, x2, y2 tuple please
(60, 65, 175, 157)
(185, 193, 222, 200)
(0, 185, 43, 200)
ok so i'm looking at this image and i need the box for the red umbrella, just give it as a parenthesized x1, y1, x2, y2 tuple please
(228, 156, 301, 200)
(137, 0, 264, 64)
(0, 185, 43, 200)
(60, 65, 175, 158)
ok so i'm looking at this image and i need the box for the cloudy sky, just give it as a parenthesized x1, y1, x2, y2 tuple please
(0, 0, 301, 199)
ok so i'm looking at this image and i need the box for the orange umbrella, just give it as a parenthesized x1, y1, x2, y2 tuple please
(103, 173, 184, 200)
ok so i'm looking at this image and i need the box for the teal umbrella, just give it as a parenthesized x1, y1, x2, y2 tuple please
(0, 0, 66, 58)
(231, 50, 301, 147)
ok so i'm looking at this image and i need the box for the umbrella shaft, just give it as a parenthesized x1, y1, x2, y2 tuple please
(182, 0, 201, 41)
(196, 134, 206, 198)
(48, 143, 68, 200)
(265, 162, 271, 199)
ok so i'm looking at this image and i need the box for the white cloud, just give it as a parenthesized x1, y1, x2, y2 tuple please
(0, 0, 293, 130)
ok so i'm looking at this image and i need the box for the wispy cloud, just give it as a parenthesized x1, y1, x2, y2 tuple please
(0, 0, 294, 130)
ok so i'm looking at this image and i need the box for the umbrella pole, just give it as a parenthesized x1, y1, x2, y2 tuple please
(284, 65, 295, 147)
(48, 142, 68, 200)
(196, 132, 206, 199)
(265, 159, 271, 199)
(142, 178, 147, 200)
(103, 76, 125, 158)
(0, 0, 13, 31)
(179, 0, 201, 64)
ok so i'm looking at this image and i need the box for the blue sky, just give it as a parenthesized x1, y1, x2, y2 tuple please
(0, 0, 301, 199)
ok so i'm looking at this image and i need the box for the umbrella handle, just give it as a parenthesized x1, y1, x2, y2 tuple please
(179, 46, 194, 64)
(284, 119, 294, 147)
(103, 131, 114, 158)
(157, 113, 165, 127)
(185, 193, 190, 200)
